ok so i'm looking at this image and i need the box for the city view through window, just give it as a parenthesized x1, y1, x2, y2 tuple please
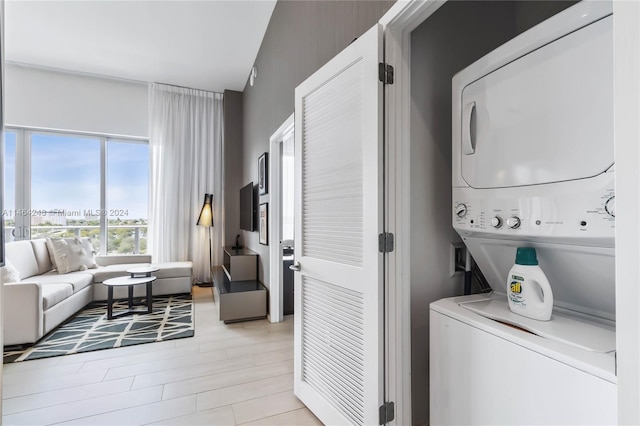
(4, 130, 149, 255)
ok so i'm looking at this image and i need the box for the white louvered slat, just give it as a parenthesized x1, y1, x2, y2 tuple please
(302, 276, 365, 425)
(303, 312, 364, 350)
(301, 58, 364, 268)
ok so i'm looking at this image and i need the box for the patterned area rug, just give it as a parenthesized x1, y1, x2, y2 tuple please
(3, 294, 194, 363)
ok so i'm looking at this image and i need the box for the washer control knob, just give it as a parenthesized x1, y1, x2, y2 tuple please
(491, 216, 503, 228)
(506, 216, 521, 229)
(455, 204, 468, 218)
(605, 196, 615, 218)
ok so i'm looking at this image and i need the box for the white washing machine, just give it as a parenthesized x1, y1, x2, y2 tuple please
(431, 1, 617, 424)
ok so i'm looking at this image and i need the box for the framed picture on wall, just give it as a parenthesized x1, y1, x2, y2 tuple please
(258, 152, 268, 195)
(259, 203, 269, 245)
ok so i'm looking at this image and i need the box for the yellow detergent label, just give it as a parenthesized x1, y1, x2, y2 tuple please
(510, 281, 522, 294)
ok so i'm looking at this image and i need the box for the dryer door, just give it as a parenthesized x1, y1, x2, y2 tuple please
(460, 15, 613, 189)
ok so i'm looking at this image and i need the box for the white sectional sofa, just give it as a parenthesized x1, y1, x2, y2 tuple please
(3, 239, 192, 346)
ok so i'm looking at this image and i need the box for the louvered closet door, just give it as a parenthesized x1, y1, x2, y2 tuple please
(293, 24, 383, 426)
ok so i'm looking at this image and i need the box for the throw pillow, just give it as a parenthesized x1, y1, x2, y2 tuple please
(78, 237, 98, 269)
(45, 238, 59, 270)
(46, 237, 98, 274)
(0, 260, 21, 283)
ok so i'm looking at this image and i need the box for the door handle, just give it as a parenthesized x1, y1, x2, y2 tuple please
(289, 262, 301, 272)
(462, 101, 476, 155)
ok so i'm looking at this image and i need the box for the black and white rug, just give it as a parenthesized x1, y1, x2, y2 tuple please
(3, 294, 194, 363)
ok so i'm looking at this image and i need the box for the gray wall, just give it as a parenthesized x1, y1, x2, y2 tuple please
(410, 1, 575, 424)
(241, 0, 394, 286)
(223, 90, 243, 247)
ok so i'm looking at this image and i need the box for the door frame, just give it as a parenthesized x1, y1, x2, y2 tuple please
(379, 2, 448, 424)
(613, 1, 640, 423)
(268, 113, 294, 323)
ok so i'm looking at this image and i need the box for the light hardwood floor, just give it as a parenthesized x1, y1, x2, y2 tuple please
(2, 286, 321, 425)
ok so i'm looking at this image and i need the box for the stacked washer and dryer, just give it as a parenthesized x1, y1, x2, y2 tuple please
(430, 2, 616, 424)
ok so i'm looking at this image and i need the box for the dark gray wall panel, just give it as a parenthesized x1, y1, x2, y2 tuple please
(223, 90, 243, 247)
(515, 0, 579, 33)
(241, 0, 394, 286)
(411, 4, 519, 421)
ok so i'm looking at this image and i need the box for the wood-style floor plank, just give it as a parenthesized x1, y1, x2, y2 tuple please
(2, 286, 321, 425)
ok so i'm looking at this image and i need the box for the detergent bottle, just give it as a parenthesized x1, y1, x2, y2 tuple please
(507, 247, 553, 321)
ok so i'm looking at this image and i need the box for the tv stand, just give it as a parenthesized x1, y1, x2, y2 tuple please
(216, 247, 264, 322)
(222, 246, 257, 281)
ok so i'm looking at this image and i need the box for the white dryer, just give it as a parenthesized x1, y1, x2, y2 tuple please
(431, 1, 616, 424)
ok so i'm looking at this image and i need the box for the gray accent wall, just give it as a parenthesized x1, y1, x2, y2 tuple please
(410, 4, 517, 423)
(240, 0, 394, 287)
(223, 90, 243, 247)
(515, 0, 579, 33)
(410, 1, 575, 424)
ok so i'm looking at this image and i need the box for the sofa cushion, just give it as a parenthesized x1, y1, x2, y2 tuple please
(92, 263, 152, 283)
(29, 272, 94, 294)
(150, 262, 193, 280)
(6, 240, 39, 279)
(30, 239, 54, 275)
(46, 238, 98, 274)
(41, 283, 73, 310)
(0, 260, 21, 283)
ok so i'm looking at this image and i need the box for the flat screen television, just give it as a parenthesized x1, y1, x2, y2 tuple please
(239, 182, 255, 231)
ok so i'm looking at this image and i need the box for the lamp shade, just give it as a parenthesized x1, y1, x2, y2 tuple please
(197, 193, 214, 227)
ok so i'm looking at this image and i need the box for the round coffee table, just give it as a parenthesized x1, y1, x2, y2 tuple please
(103, 266, 160, 319)
(127, 266, 160, 278)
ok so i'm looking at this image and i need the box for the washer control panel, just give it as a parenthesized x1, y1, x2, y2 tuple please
(453, 174, 615, 243)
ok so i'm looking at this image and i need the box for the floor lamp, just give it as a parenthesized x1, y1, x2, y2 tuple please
(196, 193, 214, 287)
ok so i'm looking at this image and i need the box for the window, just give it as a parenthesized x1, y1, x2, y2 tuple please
(107, 141, 149, 254)
(30, 133, 101, 250)
(3, 128, 149, 254)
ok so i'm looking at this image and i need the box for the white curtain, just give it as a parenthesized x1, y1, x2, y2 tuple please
(282, 132, 295, 242)
(148, 83, 224, 283)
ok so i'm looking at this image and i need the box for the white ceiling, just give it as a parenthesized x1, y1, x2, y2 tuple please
(5, 0, 277, 93)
